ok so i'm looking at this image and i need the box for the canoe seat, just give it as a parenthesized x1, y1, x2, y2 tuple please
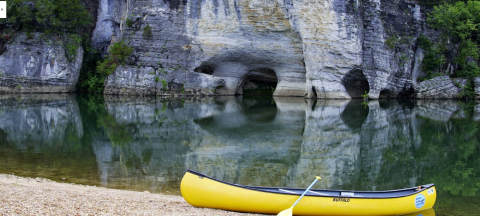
(341, 192, 355, 197)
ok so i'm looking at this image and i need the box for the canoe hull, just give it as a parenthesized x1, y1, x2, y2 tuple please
(181, 171, 436, 216)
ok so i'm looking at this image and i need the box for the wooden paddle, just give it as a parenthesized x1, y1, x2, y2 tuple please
(277, 176, 322, 216)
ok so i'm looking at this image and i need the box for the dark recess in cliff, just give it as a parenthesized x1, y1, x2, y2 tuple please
(83, 0, 99, 28)
(164, 0, 188, 10)
(342, 69, 370, 99)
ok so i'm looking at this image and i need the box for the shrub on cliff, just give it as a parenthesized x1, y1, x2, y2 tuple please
(424, 0, 480, 98)
(427, 0, 480, 79)
(97, 40, 133, 75)
(5, 0, 91, 34)
(77, 38, 104, 94)
(2, 0, 92, 60)
(142, 24, 153, 38)
(79, 40, 132, 94)
(418, 35, 446, 80)
(126, 18, 133, 28)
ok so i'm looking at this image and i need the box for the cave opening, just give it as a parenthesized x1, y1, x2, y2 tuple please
(342, 69, 370, 98)
(379, 89, 391, 99)
(241, 68, 278, 97)
(194, 65, 214, 75)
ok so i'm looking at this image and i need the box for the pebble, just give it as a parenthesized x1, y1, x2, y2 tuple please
(0, 174, 266, 215)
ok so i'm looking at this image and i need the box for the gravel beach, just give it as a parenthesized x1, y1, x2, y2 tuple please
(0, 174, 267, 215)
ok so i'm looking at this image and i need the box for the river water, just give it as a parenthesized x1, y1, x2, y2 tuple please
(0, 94, 478, 215)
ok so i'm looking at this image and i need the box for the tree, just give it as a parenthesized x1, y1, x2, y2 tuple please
(427, 1, 480, 78)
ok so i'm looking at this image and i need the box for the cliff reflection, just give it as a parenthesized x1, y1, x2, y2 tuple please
(0, 94, 96, 184)
(0, 95, 478, 215)
(187, 97, 305, 187)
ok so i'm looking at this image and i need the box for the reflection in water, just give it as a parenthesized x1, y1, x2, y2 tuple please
(340, 99, 369, 131)
(188, 97, 305, 187)
(0, 94, 97, 185)
(0, 95, 478, 215)
(403, 208, 435, 216)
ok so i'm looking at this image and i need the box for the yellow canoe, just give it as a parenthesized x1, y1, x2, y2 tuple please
(181, 170, 436, 216)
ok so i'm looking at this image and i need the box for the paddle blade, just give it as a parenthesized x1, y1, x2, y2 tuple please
(277, 206, 293, 216)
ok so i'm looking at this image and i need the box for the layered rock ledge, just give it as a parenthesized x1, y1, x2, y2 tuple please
(0, 33, 83, 93)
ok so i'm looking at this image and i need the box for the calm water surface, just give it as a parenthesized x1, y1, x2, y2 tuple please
(0, 94, 479, 215)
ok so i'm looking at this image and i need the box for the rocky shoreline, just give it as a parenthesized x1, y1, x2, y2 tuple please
(0, 174, 265, 216)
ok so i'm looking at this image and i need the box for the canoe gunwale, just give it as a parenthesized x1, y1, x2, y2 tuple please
(186, 169, 435, 199)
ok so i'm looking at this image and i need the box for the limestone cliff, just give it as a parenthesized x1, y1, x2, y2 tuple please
(97, 0, 460, 98)
(0, 33, 83, 93)
(1, 0, 478, 98)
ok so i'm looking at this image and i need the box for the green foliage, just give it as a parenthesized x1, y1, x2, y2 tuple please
(78, 64, 105, 94)
(142, 24, 153, 38)
(159, 67, 168, 75)
(84, 74, 105, 94)
(155, 76, 160, 83)
(77, 39, 105, 94)
(5, 0, 92, 34)
(422, 1, 480, 98)
(418, 35, 446, 79)
(96, 61, 117, 76)
(385, 35, 397, 50)
(427, 1, 480, 79)
(35, 0, 57, 28)
(361, 91, 369, 99)
(26, 31, 34, 39)
(4, 0, 36, 29)
(50, 0, 91, 35)
(456, 39, 480, 72)
(417, 114, 480, 198)
(457, 78, 477, 99)
(3, 0, 92, 60)
(77, 94, 105, 118)
(64, 34, 82, 61)
(361, 100, 368, 108)
(97, 115, 133, 147)
(428, 1, 480, 41)
(457, 62, 480, 79)
(97, 41, 133, 75)
(161, 79, 167, 90)
(126, 18, 133, 28)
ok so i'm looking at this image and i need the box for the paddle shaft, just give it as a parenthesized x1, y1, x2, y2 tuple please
(291, 177, 320, 208)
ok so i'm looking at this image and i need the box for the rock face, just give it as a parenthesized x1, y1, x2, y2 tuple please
(99, 0, 438, 98)
(0, 33, 83, 93)
(475, 103, 480, 121)
(2, 0, 476, 98)
(91, 0, 124, 54)
(475, 77, 480, 100)
(415, 76, 467, 99)
(99, 0, 306, 96)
